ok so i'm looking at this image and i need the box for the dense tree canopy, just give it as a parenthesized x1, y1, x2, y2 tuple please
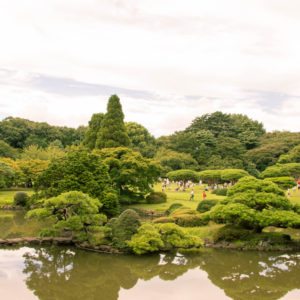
(83, 113, 104, 150)
(125, 122, 157, 158)
(167, 169, 200, 183)
(95, 147, 161, 202)
(0, 117, 85, 149)
(34, 147, 119, 215)
(209, 177, 300, 231)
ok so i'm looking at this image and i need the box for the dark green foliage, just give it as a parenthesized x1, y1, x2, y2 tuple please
(155, 148, 198, 174)
(13, 192, 29, 207)
(174, 214, 210, 227)
(146, 192, 167, 204)
(264, 177, 297, 189)
(0, 140, 17, 158)
(0, 117, 83, 149)
(0, 161, 15, 188)
(209, 176, 300, 231)
(279, 144, 300, 163)
(126, 122, 157, 158)
(96, 147, 161, 199)
(199, 169, 249, 185)
(261, 163, 300, 179)
(165, 203, 183, 215)
(167, 169, 199, 183)
(26, 191, 107, 243)
(212, 188, 228, 196)
(245, 131, 300, 171)
(197, 199, 218, 213)
(213, 225, 253, 242)
(111, 209, 141, 249)
(83, 113, 104, 150)
(96, 95, 130, 148)
(198, 170, 222, 184)
(158, 112, 264, 171)
(35, 147, 119, 215)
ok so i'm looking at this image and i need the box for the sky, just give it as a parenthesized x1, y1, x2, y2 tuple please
(1, 0, 300, 137)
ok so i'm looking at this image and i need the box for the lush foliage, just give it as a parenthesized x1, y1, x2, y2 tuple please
(26, 191, 107, 243)
(83, 113, 105, 150)
(127, 223, 202, 254)
(13, 191, 29, 207)
(197, 199, 218, 213)
(0, 117, 84, 149)
(35, 147, 119, 216)
(155, 148, 198, 174)
(264, 177, 297, 189)
(167, 169, 199, 183)
(109, 209, 141, 249)
(96, 147, 161, 202)
(145, 192, 167, 204)
(126, 122, 157, 158)
(261, 163, 300, 179)
(96, 95, 130, 148)
(209, 177, 299, 231)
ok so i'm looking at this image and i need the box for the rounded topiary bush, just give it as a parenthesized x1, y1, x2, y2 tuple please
(175, 214, 210, 227)
(197, 200, 218, 213)
(213, 225, 252, 242)
(111, 209, 141, 249)
(153, 216, 175, 224)
(13, 192, 29, 207)
(212, 188, 228, 196)
(146, 192, 167, 204)
(166, 203, 183, 215)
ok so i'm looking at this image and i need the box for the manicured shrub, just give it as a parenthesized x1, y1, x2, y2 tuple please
(213, 225, 252, 242)
(167, 169, 200, 183)
(127, 223, 164, 255)
(197, 200, 218, 213)
(156, 223, 202, 249)
(13, 192, 29, 207)
(153, 216, 175, 224)
(165, 203, 183, 215)
(264, 177, 297, 190)
(171, 207, 197, 216)
(111, 209, 141, 249)
(146, 192, 167, 204)
(174, 214, 210, 227)
(212, 188, 228, 196)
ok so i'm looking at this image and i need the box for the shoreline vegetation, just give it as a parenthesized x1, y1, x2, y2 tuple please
(1, 95, 300, 255)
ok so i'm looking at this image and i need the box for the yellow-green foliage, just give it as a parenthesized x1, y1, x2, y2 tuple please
(128, 222, 203, 255)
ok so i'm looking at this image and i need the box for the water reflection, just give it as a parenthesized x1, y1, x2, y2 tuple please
(1, 246, 300, 300)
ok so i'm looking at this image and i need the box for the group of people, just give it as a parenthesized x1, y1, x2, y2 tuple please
(189, 189, 207, 201)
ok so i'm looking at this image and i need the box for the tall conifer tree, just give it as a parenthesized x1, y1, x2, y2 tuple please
(96, 95, 130, 148)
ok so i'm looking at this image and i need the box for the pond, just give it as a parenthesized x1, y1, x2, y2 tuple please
(0, 246, 300, 300)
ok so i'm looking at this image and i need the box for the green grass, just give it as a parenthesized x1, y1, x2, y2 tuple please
(288, 188, 300, 205)
(127, 183, 225, 212)
(0, 189, 34, 206)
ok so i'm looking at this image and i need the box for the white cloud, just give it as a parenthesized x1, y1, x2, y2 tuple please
(0, 0, 300, 136)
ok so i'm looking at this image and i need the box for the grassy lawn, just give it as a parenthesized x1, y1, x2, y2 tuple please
(127, 183, 225, 212)
(0, 189, 34, 206)
(288, 188, 300, 205)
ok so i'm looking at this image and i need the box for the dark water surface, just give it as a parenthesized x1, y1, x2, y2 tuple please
(0, 246, 300, 300)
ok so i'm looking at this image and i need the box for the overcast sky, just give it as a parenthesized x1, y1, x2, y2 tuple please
(1, 0, 300, 136)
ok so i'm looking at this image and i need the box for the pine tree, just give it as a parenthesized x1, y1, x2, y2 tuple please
(96, 95, 130, 148)
(83, 113, 104, 149)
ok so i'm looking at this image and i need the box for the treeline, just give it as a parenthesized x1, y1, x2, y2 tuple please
(1, 96, 300, 184)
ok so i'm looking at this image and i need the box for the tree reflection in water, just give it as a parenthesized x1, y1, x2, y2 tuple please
(22, 247, 300, 300)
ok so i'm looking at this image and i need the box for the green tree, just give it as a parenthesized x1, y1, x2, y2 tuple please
(261, 163, 300, 179)
(209, 177, 300, 232)
(27, 191, 107, 243)
(167, 169, 199, 184)
(155, 148, 198, 174)
(35, 147, 119, 216)
(83, 113, 104, 150)
(0, 139, 17, 158)
(126, 122, 157, 157)
(96, 95, 130, 148)
(95, 147, 161, 203)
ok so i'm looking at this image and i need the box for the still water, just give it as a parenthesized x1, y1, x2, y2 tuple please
(0, 246, 300, 300)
